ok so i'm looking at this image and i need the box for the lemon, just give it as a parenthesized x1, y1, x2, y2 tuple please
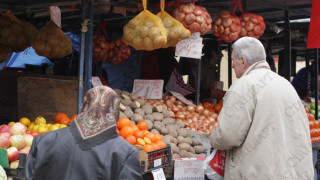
(60, 124, 67, 128)
(38, 123, 46, 127)
(35, 116, 46, 125)
(46, 124, 52, 128)
(19, 117, 31, 126)
(28, 124, 35, 131)
(37, 126, 47, 134)
(48, 125, 59, 131)
(32, 125, 40, 132)
(8, 122, 15, 126)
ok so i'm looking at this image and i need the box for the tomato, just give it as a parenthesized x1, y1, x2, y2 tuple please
(26, 130, 31, 134)
(30, 131, 38, 137)
(305, 107, 309, 114)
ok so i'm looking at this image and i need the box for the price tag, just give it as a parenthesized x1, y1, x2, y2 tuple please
(50, 6, 61, 28)
(154, 158, 162, 167)
(132, 80, 164, 99)
(169, 91, 195, 107)
(175, 32, 203, 59)
(151, 168, 166, 180)
(91, 77, 103, 87)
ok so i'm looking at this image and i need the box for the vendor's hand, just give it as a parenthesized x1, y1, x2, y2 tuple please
(210, 89, 226, 99)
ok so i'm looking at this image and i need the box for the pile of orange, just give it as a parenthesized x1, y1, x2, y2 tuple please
(117, 118, 167, 152)
(306, 108, 320, 143)
(55, 113, 77, 126)
(203, 99, 223, 114)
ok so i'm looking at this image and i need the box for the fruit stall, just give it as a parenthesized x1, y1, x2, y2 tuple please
(0, 0, 317, 179)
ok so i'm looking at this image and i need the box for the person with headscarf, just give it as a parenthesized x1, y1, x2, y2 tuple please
(25, 86, 142, 180)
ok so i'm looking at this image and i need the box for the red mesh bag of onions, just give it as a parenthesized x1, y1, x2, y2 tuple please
(172, 3, 212, 35)
(212, 11, 241, 43)
(239, 13, 266, 39)
(106, 38, 131, 65)
(93, 22, 109, 64)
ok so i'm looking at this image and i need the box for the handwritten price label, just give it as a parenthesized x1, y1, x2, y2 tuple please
(175, 32, 203, 59)
(174, 158, 205, 179)
(50, 6, 61, 28)
(132, 80, 164, 99)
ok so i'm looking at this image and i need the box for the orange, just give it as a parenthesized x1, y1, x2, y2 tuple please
(137, 121, 148, 131)
(120, 126, 133, 138)
(117, 118, 131, 130)
(125, 135, 136, 145)
(203, 102, 211, 109)
(59, 116, 71, 125)
(315, 121, 320, 129)
(145, 132, 156, 143)
(70, 114, 77, 121)
(55, 113, 68, 123)
(156, 140, 167, 149)
(137, 138, 145, 146)
(144, 137, 151, 144)
(151, 143, 159, 151)
(214, 104, 222, 113)
(143, 144, 154, 152)
(129, 124, 139, 133)
(134, 130, 144, 139)
(154, 133, 162, 141)
(208, 108, 215, 113)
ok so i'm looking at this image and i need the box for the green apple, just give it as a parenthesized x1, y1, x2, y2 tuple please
(311, 102, 316, 110)
(306, 105, 311, 111)
(311, 109, 315, 116)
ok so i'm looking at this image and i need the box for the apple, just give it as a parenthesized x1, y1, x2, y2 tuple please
(1, 132, 11, 139)
(0, 133, 11, 149)
(0, 125, 10, 133)
(23, 134, 34, 147)
(7, 147, 19, 163)
(9, 160, 19, 169)
(19, 146, 31, 157)
(9, 123, 26, 135)
(311, 102, 316, 110)
(10, 135, 26, 150)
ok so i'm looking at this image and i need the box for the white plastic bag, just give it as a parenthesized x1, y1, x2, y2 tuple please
(203, 149, 225, 180)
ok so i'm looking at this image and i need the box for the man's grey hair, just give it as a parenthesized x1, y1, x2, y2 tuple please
(232, 37, 266, 65)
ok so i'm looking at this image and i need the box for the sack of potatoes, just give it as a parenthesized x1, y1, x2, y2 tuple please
(122, 8, 167, 51)
(0, 11, 37, 52)
(32, 21, 72, 59)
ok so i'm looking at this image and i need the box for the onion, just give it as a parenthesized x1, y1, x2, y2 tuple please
(242, 14, 250, 22)
(253, 25, 262, 35)
(196, 16, 205, 24)
(202, 109, 210, 117)
(224, 27, 230, 35)
(192, 116, 198, 122)
(182, 4, 194, 14)
(240, 27, 247, 37)
(176, 100, 183, 106)
(186, 105, 195, 113)
(176, 112, 185, 120)
(190, 123, 198, 129)
(245, 22, 254, 31)
(222, 18, 232, 27)
(169, 111, 175, 118)
(194, 7, 202, 16)
(166, 100, 174, 108)
(199, 115, 206, 121)
(208, 116, 215, 122)
(172, 106, 179, 113)
(185, 14, 196, 24)
(214, 18, 222, 26)
(169, 96, 176, 102)
(186, 119, 193, 125)
(177, 105, 184, 111)
(176, 12, 186, 22)
(195, 105, 204, 113)
(229, 32, 239, 41)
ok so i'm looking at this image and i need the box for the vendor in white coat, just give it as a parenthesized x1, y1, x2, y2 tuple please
(210, 37, 314, 180)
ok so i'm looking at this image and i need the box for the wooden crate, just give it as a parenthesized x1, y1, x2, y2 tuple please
(17, 76, 78, 123)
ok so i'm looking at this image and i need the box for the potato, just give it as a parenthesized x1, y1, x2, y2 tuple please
(141, 104, 153, 114)
(153, 112, 164, 121)
(121, 99, 132, 106)
(177, 136, 185, 144)
(187, 152, 195, 158)
(177, 128, 188, 137)
(172, 153, 181, 159)
(153, 36, 165, 47)
(119, 111, 127, 118)
(153, 105, 163, 113)
(176, 120, 185, 128)
(166, 124, 178, 132)
(153, 123, 163, 132)
(170, 143, 179, 154)
(130, 101, 141, 109)
(161, 128, 169, 135)
(163, 118, 175, 125)
(121, 93, 130, 100)
(121, 91, 130, 96)
(131, 113, 144, 123)
(119, 103, 126, 111)
(178, 150, 189, 158)
(163, 135, 171, 144)
(124, 108, 133, 118)
(168, 129, 178, 138)
(171, 137, 178, 145)
(145, 114, 154, 122)
(190, 146, 195, 154)
(114, 89, 121, 95)
(192, 139, 201, 146)
(184, 137, 193, 145)
(163, 17, 174, 28)
(178, 143, 191, 152)
(194, 145, 205, 154)
(136, 98, 145, 106)
(198, 153, 207, 158)
(162, 108, 171, 118)
(151, 129, 160, 134)
(134, 108, 145, 116)
(129, 93, 138, 101)
(145, 120, 153, 130)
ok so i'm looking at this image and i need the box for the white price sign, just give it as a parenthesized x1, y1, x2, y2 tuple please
(132, 80, 164, 99)
(175, 32, 203, 59)
(152, 168, 166, 180)
(50, 6, 61, 28)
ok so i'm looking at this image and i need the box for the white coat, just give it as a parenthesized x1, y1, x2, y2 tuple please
(210, 61, 314, 180)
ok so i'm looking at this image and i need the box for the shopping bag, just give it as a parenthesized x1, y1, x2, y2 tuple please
(156, 0, 190, 48)
(203, 149, 225, 180)
(122, 0, 167, 51)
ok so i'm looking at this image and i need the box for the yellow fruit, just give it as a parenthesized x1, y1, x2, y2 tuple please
(38, 123, 46, 127)
(46, 124, 52, 128)
(8, 122, 15, 126)
(48, 125, 59, 131)
(60, 124, 67, 128)
(28, 124, 34, 131)
(19, 117, 31, 126)
(32, 125, 40, 132)
(35, 116, 46, 125)
(37, 126, 47, 134)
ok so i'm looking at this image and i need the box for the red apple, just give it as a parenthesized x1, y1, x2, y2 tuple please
(1, 132, 11, 139)
(9, 160, 19, 168)
(0, 133, 11, 149)
(0, 125, 10, 133)
(23, 134, 34, 147)
(9, 123, 26, 135)
(7, 147, 19, 163)
(19, 146, 31, 157)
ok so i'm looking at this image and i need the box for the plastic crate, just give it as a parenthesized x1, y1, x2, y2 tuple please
(140, 144, 172, 173)
(4, 153, 26, 180)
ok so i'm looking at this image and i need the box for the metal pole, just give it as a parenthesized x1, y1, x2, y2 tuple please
(84, 0, 94, 93)
(284, 10, 291, 81)
(195, 58, 201, 105)
(316, 48, 319, 120)
(78, 0, 87, 114)
(228, 43, 232, 87)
